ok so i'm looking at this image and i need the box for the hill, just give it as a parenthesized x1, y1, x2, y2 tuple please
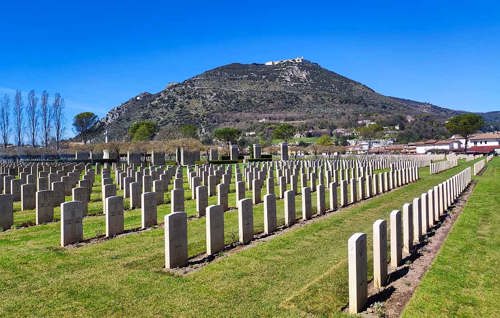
(89, 58, 476, 142)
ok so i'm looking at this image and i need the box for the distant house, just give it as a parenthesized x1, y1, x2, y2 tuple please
(415, 139, 463, 154)
(346, 139, 395, 153)
(357, 119, 376, 126)
(467, 132, 500, 153)
(333, 128, 353, 137)
(366, 143, 409, 154)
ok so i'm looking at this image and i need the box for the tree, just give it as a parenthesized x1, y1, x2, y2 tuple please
(180, 124, 198, 138)
(128, 121, 157, 141)
(445, 114, 485, 152)
(213, 127, 241, 144)
(52, 94, 64, 150)
(357, 123, 383, 140)
(316, 134, 333, 146)
(0, 94, 10, 148)
(13, 90, 23, 147)
(272, 123, 295, 142)
(26, 90, 39, 147)
(73, 112, 98, 143)
(40, 90, 51, 147)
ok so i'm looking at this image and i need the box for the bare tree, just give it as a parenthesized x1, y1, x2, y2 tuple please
(0, 94, 10, 148)
(52, 93, 64, 150)
(40, 90, 51, 147)
(27, 89, 39, 147)
(14, 90, 23, 147)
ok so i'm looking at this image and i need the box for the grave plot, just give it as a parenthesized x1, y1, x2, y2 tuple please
(0, 154, 488, 316)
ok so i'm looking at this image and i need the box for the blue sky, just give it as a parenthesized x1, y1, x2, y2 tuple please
(1, 0, 499, 134)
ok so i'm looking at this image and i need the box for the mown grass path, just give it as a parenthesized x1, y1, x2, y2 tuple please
(403, 158, 499, 318)
(0, 159, 481, 317)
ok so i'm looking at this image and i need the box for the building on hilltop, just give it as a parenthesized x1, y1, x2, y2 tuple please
(265, 57, 304, 65)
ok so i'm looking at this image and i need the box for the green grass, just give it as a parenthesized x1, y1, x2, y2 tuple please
(402, 158, 500, 318)
(0, 159, 485, 317)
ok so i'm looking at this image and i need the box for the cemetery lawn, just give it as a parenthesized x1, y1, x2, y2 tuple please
(0, 159, 483, 317)
(402, 157, 500, 318)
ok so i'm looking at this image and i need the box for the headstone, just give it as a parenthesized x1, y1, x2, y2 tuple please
(427, 189, 435, 228)
(348, 232, 367, 314)
(60, 201, 84, 246)
(129, 182, 141, 209)
(266, 177, 274, 195)
(196, 185, 208, 217)
(263, 193, 276, 234)
(153, 180, 164, 204)
(102, 184, 116, 213)
(21, 183, 36, 210)
(329, 182, 338, 211)
(141, 192, 157, 228)
(164, 211, 188, 269)
(72, 187, 89, 216)
(191, 176, 200, 199)
(316, 184, 326, 215)
(390, 210, 402, 268)
(123, 176, 132, 198)
(420, 192, 428, 234)
(206, 204, 224, 255)
(279, 176, 286, 199)
(340, 180, 348, 207)
(230, 144, 239, 161)
(143, 175, 152, 193)
(253, 144, 261, 159)
(302, 187, 312, 220)
(51, 181, 65, 206)
(373, 219, 387, 288)
(402, 203, 413, 254)
(284, 190, 296, 226)
(36, 190, 54, 224)
(10, 179, 20, 201)
(61, 176, 73, 196)
(280, 142, 289, 161)
(238, 198, 253, 244)
(252, 179, 261, 204)
(3, 175, 13, 194)
(349, 178, 357, 204)
(106, 196, 124, 237)
(0, 194, 13, 231)
(217, 183, 229, 211)
(171, 188, 185, 213)
(235, 181, 245, 204)
(412, 197, 422, 243)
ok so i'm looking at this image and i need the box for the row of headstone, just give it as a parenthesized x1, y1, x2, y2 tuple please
(473, 158, 486, 175)
(347, 166, 472, 313)
(429, 158, 458, 174)
(163, 164, 420, 269)
(60, 190, 158, 246)
(0, 161, 96, 232)
(2, 156, 421, 234)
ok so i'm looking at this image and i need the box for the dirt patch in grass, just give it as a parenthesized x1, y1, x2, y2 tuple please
(361, 181, 476, 318)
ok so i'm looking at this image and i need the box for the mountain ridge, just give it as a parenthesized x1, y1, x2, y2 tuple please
(89, 58, 494, 142)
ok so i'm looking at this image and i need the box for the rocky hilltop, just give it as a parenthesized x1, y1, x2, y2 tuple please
(90, 58, 462, 141)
